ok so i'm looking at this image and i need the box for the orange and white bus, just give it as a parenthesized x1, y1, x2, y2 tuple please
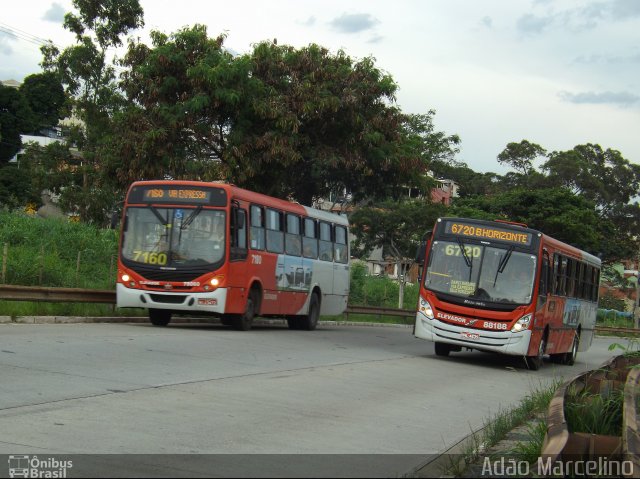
(116, 180, 350, 330)
(414, 217, 601, 369)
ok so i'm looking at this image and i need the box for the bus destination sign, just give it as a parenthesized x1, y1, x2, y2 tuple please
(444, 220, 532, 246)
(128, 185, 227, 206)
(144, 188, 211, 202)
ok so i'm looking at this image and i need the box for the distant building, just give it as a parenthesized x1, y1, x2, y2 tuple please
(1, 79, 21, 89)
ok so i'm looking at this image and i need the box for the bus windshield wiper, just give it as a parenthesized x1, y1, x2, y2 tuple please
(457, 238, 472, 268)
(180, 206, 203, 230)
(149, 206, 168, 226)
(493, 246, 514, 287)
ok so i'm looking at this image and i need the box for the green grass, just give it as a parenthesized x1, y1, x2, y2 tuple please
(0, 210, 118, 289)
(564, 387, 624, 437)
(444, 380, 561, 477)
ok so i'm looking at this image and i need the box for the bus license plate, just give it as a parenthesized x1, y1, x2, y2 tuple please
(461, 332, 479, 340)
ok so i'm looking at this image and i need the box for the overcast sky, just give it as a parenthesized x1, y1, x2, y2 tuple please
(1, 0, 638, 174)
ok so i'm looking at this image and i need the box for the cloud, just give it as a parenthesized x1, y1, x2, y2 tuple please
(608, 0, 640, 20)
(43, 2, 66, 23)
(517, 0, 640, 36)
(516, 13, 553, 35)
(480, 16, 493, 29)
(0, 29, 17, 55)
(573, 52, 640, 65)
(300, 16, 316, 27)
(367, 34, 384, 44)
(329, 13, 379, 34)
(559, 90, 640, 107)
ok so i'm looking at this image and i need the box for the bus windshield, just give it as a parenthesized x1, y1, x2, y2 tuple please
(121, 207, 226, 267)
(425, 241, 536, 305)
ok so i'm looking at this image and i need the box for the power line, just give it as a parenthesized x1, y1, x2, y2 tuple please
(0, 21, 53, 46)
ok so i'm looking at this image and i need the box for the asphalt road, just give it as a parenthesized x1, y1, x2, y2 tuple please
(0, 321, 630, 477)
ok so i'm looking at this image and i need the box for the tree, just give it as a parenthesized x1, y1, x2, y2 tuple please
(0, 85, 34, 163)
(19, 72, 67, 131)
(39, 0, 144, 222)
(497, 139, 547, 175)
(350, 199, 447, 308)
(542, 144, 640, 212)
(229, 41, 416, 205)
(0, 164, 39, 209)
(107, 26, 239, 185)
(429, 159, 501, 198)
(112, 29, 458, 205)
(451, 188, 611, 255)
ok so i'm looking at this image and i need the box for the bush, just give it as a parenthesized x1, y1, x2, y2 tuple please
(0, 211, 118, 288)
(598, 292, 627, 312)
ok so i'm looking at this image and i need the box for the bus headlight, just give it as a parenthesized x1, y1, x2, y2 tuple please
(121, 274, 130, 282)
(511, 314, 532, 333)
(418, 298, 434, 320)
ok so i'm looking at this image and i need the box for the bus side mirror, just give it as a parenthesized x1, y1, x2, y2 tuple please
(415, 242, 426, 266)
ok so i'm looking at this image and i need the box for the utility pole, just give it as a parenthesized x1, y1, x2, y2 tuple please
(634, 248, 640, 330)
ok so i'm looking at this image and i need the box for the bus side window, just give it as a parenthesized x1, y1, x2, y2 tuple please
(592, 268, 600, 302)
(553, 254, 561, 295)
(303, 218, 318, 259)
(539, 254, 549, 297)
(266, 208, 284, 254)
(250, 205, 265, 250)
(285, 214, 302, 256)
(318, 221, 333, 261)
(334, 225, 348, 264)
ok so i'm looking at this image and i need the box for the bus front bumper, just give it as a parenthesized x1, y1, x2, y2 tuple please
(414, 314, 532, 356)
(116, 283, 227, 315)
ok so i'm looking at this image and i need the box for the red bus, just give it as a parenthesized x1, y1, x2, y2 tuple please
(414, 217, 601, 369)
(116, 180, 350, 330)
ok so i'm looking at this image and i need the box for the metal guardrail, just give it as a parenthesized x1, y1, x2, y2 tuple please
(0, 284, 116, 303)
(0, 285, 639, 334)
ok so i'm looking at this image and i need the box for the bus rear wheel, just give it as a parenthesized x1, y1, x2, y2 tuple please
(149, 309, 171, 327)
(434, 342, 451, 357)
(300, 293, 320, 331)
(563, 331, 580, 366)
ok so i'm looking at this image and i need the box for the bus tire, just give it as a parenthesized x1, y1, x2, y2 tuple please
(220, 316, 235, 327)
(233, 290, 257, 331)
(286, 316, 302, 330)
(434, 342, 451, 357)
(525, 334, 546, 370)
(300, 293, 320, 331)
(149, 309, 171, 327)
(564, 330, 580, 366)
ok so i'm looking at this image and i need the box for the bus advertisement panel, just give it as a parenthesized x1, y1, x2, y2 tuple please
(116, 181, 349, 331)
(414, 217, 600, 370)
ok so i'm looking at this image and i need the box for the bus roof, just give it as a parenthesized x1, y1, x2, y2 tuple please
(127, 180, 348, 226)
(435, 217, 601, 267)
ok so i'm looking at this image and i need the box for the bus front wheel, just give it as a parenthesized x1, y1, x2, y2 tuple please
(525, 335, 546, 370)
(434, 342, 451, 357)
(149, 309, 171, 327)
(233, 291, 257, 331)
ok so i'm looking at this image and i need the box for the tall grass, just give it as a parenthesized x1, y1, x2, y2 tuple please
(564, 387, 624, 437)
(0, 210, 118, 289)
(349, 261, 419, 309)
